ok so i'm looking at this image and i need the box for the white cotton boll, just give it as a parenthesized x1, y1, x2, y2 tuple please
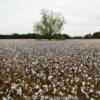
(25, 68, 28, 73)
(38, 89, 42, 93)
(82, 81, 85, 86)
(50, 98, 53, 100)
(55, 64, 59, 68)
(43, 64, 47, 68)
(75, 85, 77, 89)
(83, 70, 86, 73)
(7, 68, 10, 72)
(44, 96, 49, 99)
(0, 91, 3, 95)
(81, 87, 85, 94)
(35, 84, 40, 89)
(75, 77, 79, 82)
(94, 62, 97, 66)
(89, 89, 94, 93)
(25, 83, 28, 90)
(59, 91, 64, 96)
(98, 63, 100, 66)
(67, 56, 70, 59)
(42, 75, 46, 80)
(32, 94, 37, 99)
(11, 83, 17, 90)
(53, 88, 57, 94)
(87, 77, 92, 80)
(66, 78, 69, 83)
(61, 70, 64, 73)
(81, 87, 89, 99)
(43, 85, 48, 88)
(57, 82, 60, 85)
(90, 98, 94, 100)
(71, 87, 75, 94)
(17, 87, 22, 96)
(80, 64, 83, 67)
(87, 82, 90, 85)
(2, 97, 8, 100)
(99, 78, 100, 81)
(79, 69, 81, 72)
(23, 95, 28, 99)
(96, 90, 100, 96)
(55, 58, 58, 62)
(2, 94, 13, 100)
(74, 67, 77, 73)
(53, 83, 55, 88)
(68, 74, 73, 77)
(7, 94, 13, 100)
(48, 75, 53, 80)
(33, 60, 38, 65)
(71, 80, 73, 84)
(31, 69, 36, 75)
(91, 85, 94, 88)
(62, 86, 66, 90)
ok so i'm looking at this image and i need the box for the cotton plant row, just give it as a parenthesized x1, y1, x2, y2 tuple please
(0, 40, 100, 100)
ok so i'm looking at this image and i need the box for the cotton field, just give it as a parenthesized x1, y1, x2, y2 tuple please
(0, 39, 100, 100)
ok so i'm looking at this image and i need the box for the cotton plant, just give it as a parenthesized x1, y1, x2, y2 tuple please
(0, 40, 100, 100)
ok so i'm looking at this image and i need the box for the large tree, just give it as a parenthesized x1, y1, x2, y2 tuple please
(34, 9, 65, 40)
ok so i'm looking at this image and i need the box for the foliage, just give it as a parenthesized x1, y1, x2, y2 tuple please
(84, 32, 100, 39)
(1, 31, 100, 39)
(84, 34, 92, 39)
(72, 36, 83, 39)
(92, 32, 100, 38)
(52, 33, 70, 40)
(0, 33, 70, 40)
(34, 9, 65, 40)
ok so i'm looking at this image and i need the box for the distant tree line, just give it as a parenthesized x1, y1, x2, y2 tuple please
(0, 32, 100, 39)
(72, 32, 100, 39)
(0, 33, 70, 39)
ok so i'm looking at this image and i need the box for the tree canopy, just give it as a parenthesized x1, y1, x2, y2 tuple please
(34, 9, 65, 40)
(92, 32, 100, 38)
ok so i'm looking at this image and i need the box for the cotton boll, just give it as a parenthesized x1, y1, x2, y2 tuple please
(81, 87, 89, 99)
(82, 81, 85, 86)
(53, 88, 57, 94)
(90, 98, 94, 100)
(48, 75, 53, 80)
(17, 87, 22, 96)
(59, 91, 64, 96)
(96, 90, 100, 96)
(71, 87, 75, 94)
(35, 84, 40, 89)
(11, 83, 17, 90)
(2, 97, 8, 100)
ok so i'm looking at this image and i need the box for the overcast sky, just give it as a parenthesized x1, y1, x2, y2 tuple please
(0, 0, 100, 36)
